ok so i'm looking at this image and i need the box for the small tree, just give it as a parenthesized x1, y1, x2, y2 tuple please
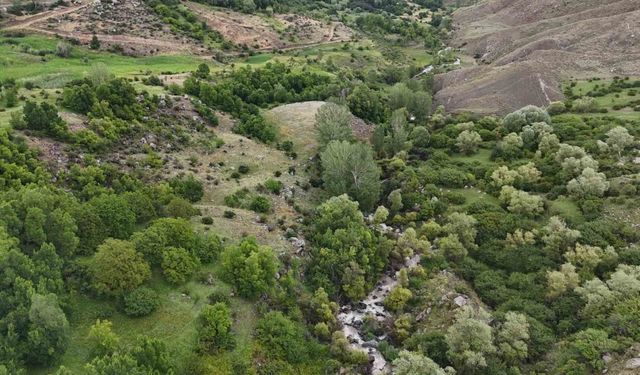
(605, 126, 634, 159)
(88, 319, 119, 357)
(220, 237, 278, 299)
(197, 303, 232, 353)
(393, 350, 447, 375)
(456, 129, 482, 155)
(161, 247, 199, 284)
(445, 306, 496, 370)
(90, 33, 101, 50)
(567, 168, 609, 198)
(56, 42, 72, 58)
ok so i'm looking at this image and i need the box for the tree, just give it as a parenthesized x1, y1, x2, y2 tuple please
(388, 83, 413, 110)
(169, 175, 204, 203)
(392, 350, 447, 375)
(565, 243, 617, 276)
(497, 312, 530, 364)
(567, 167, 609, 198)
(315, 102, 353, 149)
(502, 105, 551, 133)
(89, 194, 135, 239)
(438, 234, 467, 261)
(197, 303, 232, 353)
(26, 293, 69, 365)
(516, 162, 541, 185)
(604, 126, 634, 158)
(347, 85, 386, 123)
(88, 319, 119, 358)
(542, 216, 581, 254)
(373, 205, 389, 224)
(256, 311, 308, 363)
(547, 263, 580, 298)
(499, 186, 544, 216)
(498, 133, 523, 159)
(90, 33, 100, 50)
(308, 194, 391, 301)
(123, 287, 159, 317)
(161, 247, 199, 285)
(321, 140, 381, 211)
(129, 336, 172, 373)
(456, 130, 482, 155)
(445, 306, 496, 370)
(443, 212, 477, 250)
(490, 166, 518, 188)
(166, 197, 197, 218)
(194, 63, 210, 79)
(90, 239, 150, 297)
(568, 329, 618, 371)
(407, 91, 432, 123)
(385, 286, 413, 312)
(220, 237, 278, 299)
(384, 109, 411, 156)
(4, 87, 17, 108)
(388, 189, 403, 212)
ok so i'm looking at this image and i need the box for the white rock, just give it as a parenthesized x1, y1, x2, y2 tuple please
(625, 358, 640, 369)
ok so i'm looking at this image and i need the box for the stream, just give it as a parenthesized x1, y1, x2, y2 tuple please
(337, 254, 422, 374)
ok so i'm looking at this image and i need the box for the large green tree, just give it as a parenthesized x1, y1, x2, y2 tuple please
(90, 239, 151, 297)
(220, 237, 278, 299)
(321, 140, 381, 211)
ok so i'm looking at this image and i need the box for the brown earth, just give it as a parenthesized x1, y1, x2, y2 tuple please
(435, 0, 640, 115)
(186, 2, 353, 51)
(2, 0, 208, 56)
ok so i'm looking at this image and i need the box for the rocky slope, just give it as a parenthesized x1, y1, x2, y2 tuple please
(435, 0, 640, 114)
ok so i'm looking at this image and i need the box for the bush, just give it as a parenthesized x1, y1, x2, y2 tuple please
(264, 178, 284, 194)
(201, 216, 213, 225)
(170, 175, 204, 202)
(56, 42, 72, 57)
(249, 196, 271, 213)
(123, 287, 160, 317)
(161, 247, 200, 284)
(238, 164, 250, 174)
(223, 210, 236, 219)
(166, 197, 198, 218)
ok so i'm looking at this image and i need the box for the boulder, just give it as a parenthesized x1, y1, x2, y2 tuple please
(625, 358, 640, 369)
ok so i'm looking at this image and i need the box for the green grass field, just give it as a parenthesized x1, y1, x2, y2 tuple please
(0, 35, 207, 88)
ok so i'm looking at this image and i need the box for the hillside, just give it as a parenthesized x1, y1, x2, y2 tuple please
(435, 0, 640, 114)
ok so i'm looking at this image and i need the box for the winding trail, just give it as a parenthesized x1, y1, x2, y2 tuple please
(2, 1, 92, 30)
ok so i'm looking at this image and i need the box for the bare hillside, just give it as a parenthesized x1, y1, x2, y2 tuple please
(435, 0, 640, 114)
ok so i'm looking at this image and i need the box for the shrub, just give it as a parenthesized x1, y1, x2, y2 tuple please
(123, 287, 159, 317)
(264, 178, 284, 194)
(56, 42, 72, 57)
(201, 216, 214, 225)
(223, 210, 236, 219)
(166, 197, 198, 218)
(161, 247, 200, 284)
(249, 196, 271, 213)
(238, 164, 250, 174)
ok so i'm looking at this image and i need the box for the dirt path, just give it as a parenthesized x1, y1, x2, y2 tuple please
(2, 1, 92, 30)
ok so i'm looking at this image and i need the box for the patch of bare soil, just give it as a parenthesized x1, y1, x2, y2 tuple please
(3, 0, 208, 56)
(435, 0, 640, 114)
(186, 2, 353, 51)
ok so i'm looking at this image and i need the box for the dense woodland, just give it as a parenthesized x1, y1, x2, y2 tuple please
(1, 0, 640, 374)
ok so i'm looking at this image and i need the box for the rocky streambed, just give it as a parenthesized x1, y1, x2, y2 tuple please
(337, 254, 422, 374)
